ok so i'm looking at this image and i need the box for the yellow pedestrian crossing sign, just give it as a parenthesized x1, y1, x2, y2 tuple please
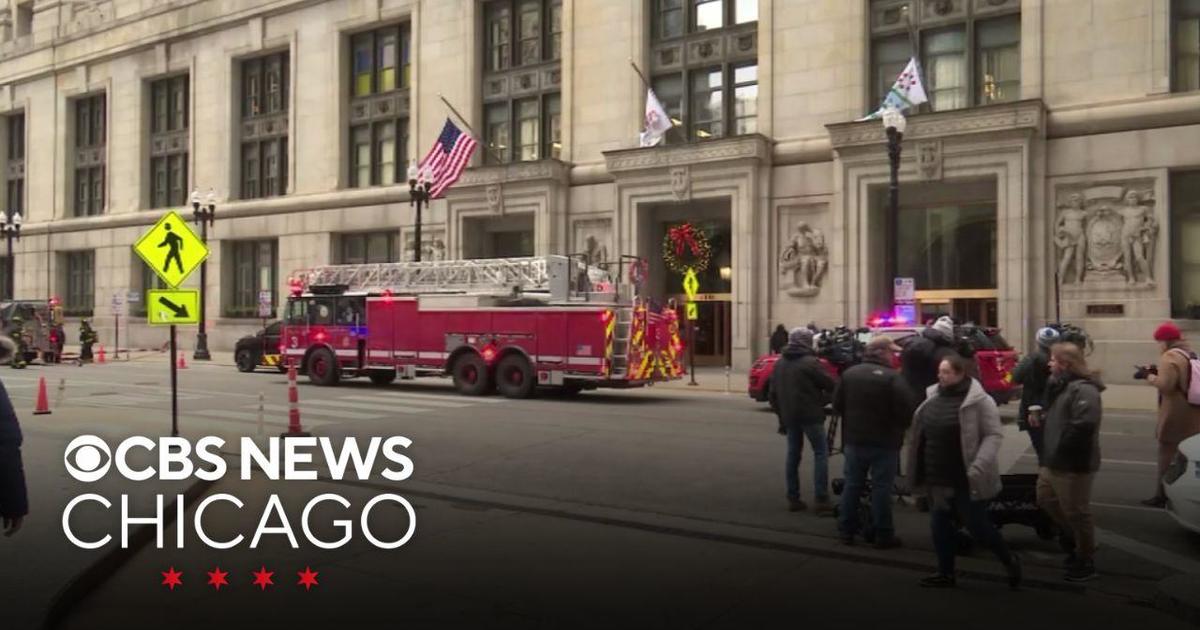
(147, 289, 200, 326)
(681, 268, 700, 299)
(685, 302, 698, 320)
(133, 211, 208, 288)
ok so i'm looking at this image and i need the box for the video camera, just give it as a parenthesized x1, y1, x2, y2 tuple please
(1133, 364, 1158, 380)
(816, 325, 868, 371)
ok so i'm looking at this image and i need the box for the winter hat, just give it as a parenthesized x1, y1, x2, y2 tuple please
(788, 327, 814, 346)
(1153, 322, 1182, 343)
(931, 316, 955, 341)
(1036, 326, 1061, 349)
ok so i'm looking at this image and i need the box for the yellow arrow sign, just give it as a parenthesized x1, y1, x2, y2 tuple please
(147, 289, 200, 326)
(133, 211, 209, 288)
(685, 302, 698, 320)
(682, 268, 699, 299)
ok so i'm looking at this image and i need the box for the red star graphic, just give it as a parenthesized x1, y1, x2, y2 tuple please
(297, 566, 319, 591)
(206, 566, 229, 591)
(251, 566, 275, 591)
(161, 566, 183, 591)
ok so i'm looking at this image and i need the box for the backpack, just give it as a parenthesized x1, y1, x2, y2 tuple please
(1170, 348, 1200, 406)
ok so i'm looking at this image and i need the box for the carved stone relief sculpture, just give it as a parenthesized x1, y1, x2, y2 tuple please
(1054, 183, 1157, 286)
(779, 222, 829, 297)
(573, 220, 612, 268)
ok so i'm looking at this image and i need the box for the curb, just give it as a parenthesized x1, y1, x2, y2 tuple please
(40, 475, 217, 630)
(1154, 574, 1200, 627)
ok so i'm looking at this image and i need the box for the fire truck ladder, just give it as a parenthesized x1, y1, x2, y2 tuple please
(609, 307, 633, 378)
(299, 256, 610, 300)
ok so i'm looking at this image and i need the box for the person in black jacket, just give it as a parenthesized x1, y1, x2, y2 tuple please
(900, 316, 959, 403)
(0, 335, 27, 537)
(769, 324, 789, 355)
(833, 336, 915, 548)
(1013, 326, 1061, 463)
(770, 327, 836, 514)
(1036, 342, 1104, 582)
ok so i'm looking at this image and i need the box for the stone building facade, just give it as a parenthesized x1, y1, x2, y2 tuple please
(0, 0, 1198, 381)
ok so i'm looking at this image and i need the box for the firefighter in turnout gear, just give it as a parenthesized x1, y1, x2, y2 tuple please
(8, 316, 27, 369)
(79, 319, 97, 363)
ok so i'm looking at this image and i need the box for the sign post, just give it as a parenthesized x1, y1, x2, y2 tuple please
(111, 293, 124, 362)
(132, 211, 209, 437)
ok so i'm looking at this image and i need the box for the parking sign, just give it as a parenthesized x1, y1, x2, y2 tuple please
(258, 290, 273, 318)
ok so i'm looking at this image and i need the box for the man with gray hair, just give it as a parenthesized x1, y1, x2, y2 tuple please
(770, 327, 837, 514)
(833, 336, 915, 547)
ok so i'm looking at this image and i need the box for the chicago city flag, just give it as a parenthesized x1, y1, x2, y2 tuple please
(860, 57, 928, 120)
(639, 88, 674, 147)
(420, 119, 479, 198)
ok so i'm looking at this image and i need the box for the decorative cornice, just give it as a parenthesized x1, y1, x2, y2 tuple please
(826, 99, 1045, 150)
(454, 159, 572, 188)
(602, 133, 771, 174)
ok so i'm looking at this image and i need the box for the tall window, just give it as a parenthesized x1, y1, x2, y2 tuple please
(224, 239, 277, 318)
(348, 24, 410, 188)
(63, 251, 95, 317)
(1175, 0, 1200, 92)
(649, 0, 757, 143)
(482, 0, 562, 164)
(336, 232, 399, 264)
(1172, 171, 1200, 318)
(5, 113, 24, 220)
(868, 0, 1020, 112)
(241, 52, 289, 199)
(149, 75, 189, 208)
(130, 260, 165, 317)
(73, 94, 106, 216)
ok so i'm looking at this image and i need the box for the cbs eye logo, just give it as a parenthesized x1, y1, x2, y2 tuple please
(64, 435, 112, 482)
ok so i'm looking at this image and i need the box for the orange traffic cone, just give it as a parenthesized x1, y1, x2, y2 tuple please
(33, 376, 51, 415)
(177, 352, 188, 370)
(97, 345, 106, 364)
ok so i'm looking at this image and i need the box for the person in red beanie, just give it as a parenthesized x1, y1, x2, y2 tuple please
(1142, 322, 1200, 507)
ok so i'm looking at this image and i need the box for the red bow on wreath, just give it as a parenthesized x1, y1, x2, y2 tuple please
(668, 224, 702, 258)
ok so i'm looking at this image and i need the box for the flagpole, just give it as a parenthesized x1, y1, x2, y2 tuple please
(628, 58, 651, 91)
(437, 92, 506, 166)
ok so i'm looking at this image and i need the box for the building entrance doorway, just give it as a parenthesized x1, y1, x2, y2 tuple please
(880, 179, 998, 327)
(640, 199, 733, 367)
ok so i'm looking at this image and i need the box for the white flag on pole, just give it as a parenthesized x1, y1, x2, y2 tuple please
(859, 57, 928, 120)
(640, 88, 673, 147)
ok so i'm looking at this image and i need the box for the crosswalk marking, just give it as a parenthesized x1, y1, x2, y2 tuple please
(257, 404, 381, 421)
(187, 409, 316, 427)
(304, 399, 435, 414)
(351, 393, 472, 409)
(364, 389, 504, 404)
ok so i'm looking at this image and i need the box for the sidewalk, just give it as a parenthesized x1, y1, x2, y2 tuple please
(658, 367, 1159, 412)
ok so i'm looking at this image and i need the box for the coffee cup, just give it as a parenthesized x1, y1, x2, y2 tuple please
(1027, 404, 1043, 423)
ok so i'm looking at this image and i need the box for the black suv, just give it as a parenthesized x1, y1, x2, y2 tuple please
(233, 321, 286, 373)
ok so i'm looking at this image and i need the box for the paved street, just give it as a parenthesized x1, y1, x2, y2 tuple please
(2, 356, 1197, 627)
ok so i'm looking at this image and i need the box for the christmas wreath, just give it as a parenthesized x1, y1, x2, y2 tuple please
(627, 258, 649, 286)
(662, 223, 712, 274)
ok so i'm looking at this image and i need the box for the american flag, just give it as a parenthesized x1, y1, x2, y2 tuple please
(419, 119, 478, 198)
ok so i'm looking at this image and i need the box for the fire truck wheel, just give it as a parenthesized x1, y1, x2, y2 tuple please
(307, 348, 341, 386)
(452, 353, 492, 396)
(496, 354, 535, 399)
(236, 349, 257, 373)
(369, 370, 397, 386)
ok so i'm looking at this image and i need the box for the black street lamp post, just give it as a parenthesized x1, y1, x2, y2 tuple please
(191, 188, 216, 360)
(1, 210, 20, 300)
(408, 163, 431, 262)
(883, 107, 906, 291)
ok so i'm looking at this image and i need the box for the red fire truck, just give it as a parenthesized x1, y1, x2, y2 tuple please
(281, 255, 684, 398)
